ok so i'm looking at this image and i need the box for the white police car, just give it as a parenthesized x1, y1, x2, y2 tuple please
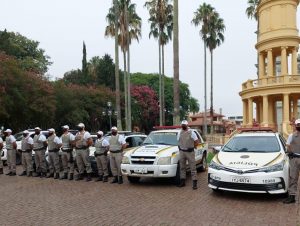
(208, 128, 289, 194)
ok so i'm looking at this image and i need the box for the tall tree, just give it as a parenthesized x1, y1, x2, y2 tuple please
(192, 3, 215, 136)
(172, 0, 180, 125)
(246, 0, 260, 20)
(105, 0, 142, 130)
(145, 0, 173, 126)
(205, 13, 225, 134)
(82, 41, 89, 82)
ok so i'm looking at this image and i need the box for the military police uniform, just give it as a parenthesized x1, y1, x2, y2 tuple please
(0, 137, 3, 174)
(177, 120, 199, 189)
(109, 127, 126, 184)
(75, 123, 93, 181)
(60, 125, 75, 180)
(284, 119, 300, 204)
(94, 131, 109, 182)
(19, 130, 34, 177)
(47, 128, 62, 179)
(33, 127, 47, 177)
(5, 129, 17, 176)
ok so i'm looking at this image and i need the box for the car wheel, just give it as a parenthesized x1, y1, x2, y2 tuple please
(16, 152, 22, 165)
(198, 152, 207, 172)
(172, 163, 181, 185)
(127, 176, 140, 183)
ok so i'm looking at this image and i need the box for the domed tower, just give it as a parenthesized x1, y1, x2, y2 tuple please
(240, 0, 300, 137)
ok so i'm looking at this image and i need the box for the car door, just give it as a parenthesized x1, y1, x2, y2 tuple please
(193, 130, 203, 163)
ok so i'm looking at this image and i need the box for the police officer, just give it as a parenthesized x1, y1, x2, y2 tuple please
(0, 136, 4, 175)
(4, 129, 17, 176)
(60, 125, 75, 180)
(177, 120, 199, 190)
(19, 130, 34, 177)
(74, 123, 93, 181)
(109, 127, 127, 184)
(284, 119, 300, 204)
(94, 131, 109, 182)
(33, 127, 47, 177)
(47, 128, 62, 179)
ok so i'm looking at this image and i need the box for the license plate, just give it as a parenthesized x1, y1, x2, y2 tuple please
(134, 168, 148, 174)
(231, 176, 251, 184)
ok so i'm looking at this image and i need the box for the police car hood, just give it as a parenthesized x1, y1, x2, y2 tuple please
(217, 151, 283, 169)
(131, 144, 174, 155)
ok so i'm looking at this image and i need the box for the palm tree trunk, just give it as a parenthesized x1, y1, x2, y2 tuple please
(127, 46, 131, 131)
(114, 0, 122, 130)
(159, 40, 162, 126)
(210, 50, 214, 135)
(173, 0, 180, 125)
(162, 44, 165, 126)
(204, 42, 207, 136)
(123, 50, 128, 130)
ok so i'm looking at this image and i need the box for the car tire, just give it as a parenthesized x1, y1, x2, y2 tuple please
(16, 151, 22, 165)
(172, 163, 181, 185)
(127, 176, 140, 183)
(197, 152, 207, 172)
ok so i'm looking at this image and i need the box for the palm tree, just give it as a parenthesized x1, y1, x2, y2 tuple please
(145, 0, 173, 126)
(105, 0, 141, 130)
(205, 13, 225, 134)
(246, 0, 260, 20)
(173, 0, 180, 125)
(192, 3, 215, 136)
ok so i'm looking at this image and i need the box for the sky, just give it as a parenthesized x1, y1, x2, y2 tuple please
(0, 0, 282, 117)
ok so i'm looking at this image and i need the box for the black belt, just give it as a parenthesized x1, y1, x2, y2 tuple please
(179, 147, 194, 152)
(22, 149, 32, 153)
(289, 153, 300, 159)
(48, 149, 59, 153)
(110, 150, 122, 153)
(33, 147, 45, 151)
(62, 149, 73, 153)
(95, 153, 107, 157)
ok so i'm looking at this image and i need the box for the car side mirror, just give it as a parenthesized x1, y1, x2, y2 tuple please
(213, 146, 222, 153)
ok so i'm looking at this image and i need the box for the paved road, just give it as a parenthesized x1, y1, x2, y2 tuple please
(0, 167, 299, 226)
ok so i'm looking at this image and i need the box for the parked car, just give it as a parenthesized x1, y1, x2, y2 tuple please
(89, 132, 147, 175)
(121, 129, 208, 184)
(208, 127, 289, 194)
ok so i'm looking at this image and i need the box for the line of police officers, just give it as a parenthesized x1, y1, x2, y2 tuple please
(0, 123, 127, 184)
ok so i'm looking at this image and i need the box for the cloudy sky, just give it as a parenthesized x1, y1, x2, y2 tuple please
(1, 0, 289, 117)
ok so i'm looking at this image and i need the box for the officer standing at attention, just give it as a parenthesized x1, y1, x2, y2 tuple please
(33, 127, 47, 178)
(94, 131, 109, 182)
(0, 136, 4, 175)
(4, 129, 17, 176)
(47, 128, 62, 179)
(60, 125, 75, 180)
(109, 127, 127, 184)
(284, 119, 300, 204)
(19, 130, 34, 177)
(177, 120, 199, 190)
(74, 123, 93, 181)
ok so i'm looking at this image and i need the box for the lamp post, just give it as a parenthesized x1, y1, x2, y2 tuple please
(103, 102, 117, 130)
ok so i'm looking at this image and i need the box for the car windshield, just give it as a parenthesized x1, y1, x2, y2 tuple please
(143, 132, 178, 146)
(222, 136, 280, 153)
(14, 132, 24, 141)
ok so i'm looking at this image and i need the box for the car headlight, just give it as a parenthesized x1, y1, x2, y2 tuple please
(157, 157, 171, 165)
(209, 160, 225, 170)
(257, 161, 285, 173)
(122, 156, 130, 164)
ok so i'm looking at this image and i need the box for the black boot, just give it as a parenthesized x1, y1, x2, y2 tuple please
(118, 176, 123, 184)
(75, 174, 83, 181)
(19, 171, 27, 176)
(192, 180, 198, 190)
(27, 171, 33, 177)
(33, 172, 41, 177)
(60, 173, 68, 180)
(103, 176, 108, 183)
(54, 173, 59, 179)
(69, 173, 74, 180)
(283, 195, 296, 204)
(0, 168, 3, 174)
(10, 172, 16, 176)
(46, 173, 54, 178)
(86, 173, 92, 182)
(111, 176, 118, 184)
(177, 179, 186, 187)
(95, 175, 103, 182)
(5, 171, 12, 176)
